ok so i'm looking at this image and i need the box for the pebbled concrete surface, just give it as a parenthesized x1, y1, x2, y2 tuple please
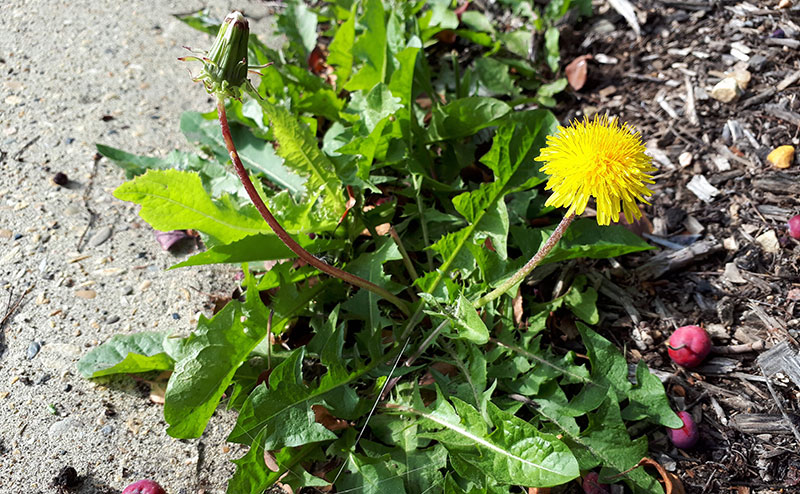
(0, 1, 275, 492)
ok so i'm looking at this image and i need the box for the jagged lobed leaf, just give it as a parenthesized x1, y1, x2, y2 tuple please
(114, 169, 268, 245)
(77, 331, 174, 378)
(164, 271, 270, 438)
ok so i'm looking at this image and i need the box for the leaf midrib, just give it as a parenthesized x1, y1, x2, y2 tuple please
(403, 405, 563, 476)
(135, 189, 266, 238)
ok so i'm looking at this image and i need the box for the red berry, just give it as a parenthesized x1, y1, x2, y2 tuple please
(789, 215, 800, 240)
(582, 471, 610, 494)
(667, 325, 711, 368)
(668, 411, 699, 449)
(122, 479, 166, 494)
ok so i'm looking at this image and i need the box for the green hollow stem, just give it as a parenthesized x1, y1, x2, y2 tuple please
(474, 213, 576, 308)
(216, 97, 411, 317)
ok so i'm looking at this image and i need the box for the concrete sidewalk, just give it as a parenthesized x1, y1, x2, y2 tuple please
(0, 1, 275, 492)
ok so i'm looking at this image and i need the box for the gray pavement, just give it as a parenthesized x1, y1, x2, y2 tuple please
(0, 1, 275, 492)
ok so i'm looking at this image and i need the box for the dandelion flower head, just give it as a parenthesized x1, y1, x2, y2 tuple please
(535, 114, 656, 226)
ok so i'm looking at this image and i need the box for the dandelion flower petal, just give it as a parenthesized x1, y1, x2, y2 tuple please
(535, 114, 656, 226)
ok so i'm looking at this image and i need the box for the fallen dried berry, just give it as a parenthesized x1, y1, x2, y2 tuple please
(667, 325, 711, 368)
(582, 471, 610, 494)
(121, 479, 166, 494)
(788, 215, 800, 240)
(668, 411, 699, 449)
(52, 172, 69, 186)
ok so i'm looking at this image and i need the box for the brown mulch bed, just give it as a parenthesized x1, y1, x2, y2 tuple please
(552, 1, 800, 492)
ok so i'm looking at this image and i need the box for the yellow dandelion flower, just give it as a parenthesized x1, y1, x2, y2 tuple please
(535, 114, 656, 226)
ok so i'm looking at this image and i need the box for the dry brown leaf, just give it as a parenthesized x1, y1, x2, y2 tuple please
(611, 457, 686, 494)
(619, 207, 653, 237)
(565, 55, 593, 91)
(339, 185, 357, 226)
(263, 450, 280, 472)
(308, 45, 326, 75)
(312, 404, 350, 431)
(144, 370, 172, 405)
(419, 362, 459, 386)
(512, 287, 524, 328)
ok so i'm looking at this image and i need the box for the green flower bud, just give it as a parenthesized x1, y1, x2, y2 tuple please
(205, 12, 249, 94)
(180, 11, 256, 100)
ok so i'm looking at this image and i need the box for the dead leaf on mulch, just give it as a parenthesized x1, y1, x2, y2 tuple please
(611, 457, 686, 494)
(565, 55, 592, 90)
(619, 208, 653, 238)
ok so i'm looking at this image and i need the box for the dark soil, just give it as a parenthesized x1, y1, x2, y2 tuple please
(553, 1, 800, 492)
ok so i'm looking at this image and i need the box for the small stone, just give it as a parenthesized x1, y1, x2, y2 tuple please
(678, 152, 693, 167)
(100, 425, 114, 436)
(171, 313, 180, 320)
(728, 69, 751, 90)
(122, 286, 134, 296)
(88, 226, 112, 247)
(52, 172, 69, 186)
(27, 341, 41, 360)
(75, 289, 97, 299)
(710, 77, 742, 103)
(756, 230, 780, 253)
(730, 48, 749, 62)
(779, 0, 792, 8)
(0, 229, 11, 239)
(139, 280, 152, 292)
(723, 262, 747, 284)
(48, 418, 82, 439)
(105, 315, 120, 324)
(766, 145, 794, 169)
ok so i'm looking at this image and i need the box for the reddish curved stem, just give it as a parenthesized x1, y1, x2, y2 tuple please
(216, 97, 410, 316)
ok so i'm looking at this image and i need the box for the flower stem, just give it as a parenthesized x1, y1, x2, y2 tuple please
(474, 213, 576, 308)
(216, 97, 411, 317)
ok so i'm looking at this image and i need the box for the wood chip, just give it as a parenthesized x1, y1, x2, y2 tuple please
(730, 413, 800, 435)
(686, 175, 720, 202)
(636, 239, 723, 279)
(755, 230, 780, 253)
(758, 341, 800, 388)
(723, 262, 748, 284)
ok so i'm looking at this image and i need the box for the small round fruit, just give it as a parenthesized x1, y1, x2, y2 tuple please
(122, 479, 166, 494)
(668, 411, 699, 449)
(582, 471, 610, 494)
(667, 325, 711, 368)
(788, 215, 800, 240)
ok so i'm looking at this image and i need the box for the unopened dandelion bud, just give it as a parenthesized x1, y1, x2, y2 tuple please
(180, 11, 253, 99)
(206, 12, 249, 92)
